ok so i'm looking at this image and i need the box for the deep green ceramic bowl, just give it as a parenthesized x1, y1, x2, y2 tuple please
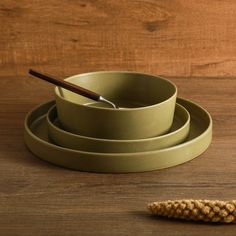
(55, 71, 177, 139)
(47, 103, 190, 153)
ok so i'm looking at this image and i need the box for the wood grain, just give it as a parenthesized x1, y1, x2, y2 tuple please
(1, 0, 236, 77)
(1, 75, 236, 235)
(1, 0, 236, 235)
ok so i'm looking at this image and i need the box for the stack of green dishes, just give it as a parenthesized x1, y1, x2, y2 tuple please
(24, 72, 212, 173)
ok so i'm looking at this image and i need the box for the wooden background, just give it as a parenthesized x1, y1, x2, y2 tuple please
(0, 0, 236, 235)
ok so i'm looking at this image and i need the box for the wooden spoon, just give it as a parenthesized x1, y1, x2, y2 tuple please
(28, 69, 119, 109)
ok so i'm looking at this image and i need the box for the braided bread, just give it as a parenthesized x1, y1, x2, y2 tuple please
(148, 200, 236, 223)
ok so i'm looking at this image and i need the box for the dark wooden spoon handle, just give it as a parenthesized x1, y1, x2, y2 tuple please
(29, 69, 101, 101)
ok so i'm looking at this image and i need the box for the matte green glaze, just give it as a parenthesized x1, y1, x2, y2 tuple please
(24, 98, 212, 173)
(47, 103, 190, 153)
(55, 71, 177, 139)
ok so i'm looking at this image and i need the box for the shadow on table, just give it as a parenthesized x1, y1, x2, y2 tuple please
(131, 210, 229, 226)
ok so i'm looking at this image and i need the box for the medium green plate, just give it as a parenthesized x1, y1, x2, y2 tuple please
(24, 98, 212, 173)
(47, 103, 190, 153)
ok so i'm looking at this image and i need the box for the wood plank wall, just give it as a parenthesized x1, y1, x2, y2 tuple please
(1, 0, 236, 78)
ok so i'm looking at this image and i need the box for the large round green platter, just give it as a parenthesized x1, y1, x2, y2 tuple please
(24, 98, 212, 173)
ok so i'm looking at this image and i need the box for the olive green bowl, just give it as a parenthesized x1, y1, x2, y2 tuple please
(55, 71, 177, 139)
(24, 98, 212, 173)
(47, 103, 190, 153)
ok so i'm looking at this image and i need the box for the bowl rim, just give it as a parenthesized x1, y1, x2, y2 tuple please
(47, 103, 190, 143)
(54, 71, 177, 111)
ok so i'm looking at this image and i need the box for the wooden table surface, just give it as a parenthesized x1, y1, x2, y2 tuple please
(1, 1, 236, 235)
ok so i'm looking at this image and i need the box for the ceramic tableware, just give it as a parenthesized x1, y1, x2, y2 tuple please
(24, 98, 212, 173)
(55, 71, 177, 139)
(47, 103, 190, 153)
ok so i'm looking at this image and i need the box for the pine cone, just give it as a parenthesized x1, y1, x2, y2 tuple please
(147, 200, 236, 223)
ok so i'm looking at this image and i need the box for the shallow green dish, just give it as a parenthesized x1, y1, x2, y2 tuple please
(55, 71, 177, 139)
(24, 98, 212, 173)
(47, 103, 190, 153)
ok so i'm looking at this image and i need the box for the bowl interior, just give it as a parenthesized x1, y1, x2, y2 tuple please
(55, 72, 176, 108)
